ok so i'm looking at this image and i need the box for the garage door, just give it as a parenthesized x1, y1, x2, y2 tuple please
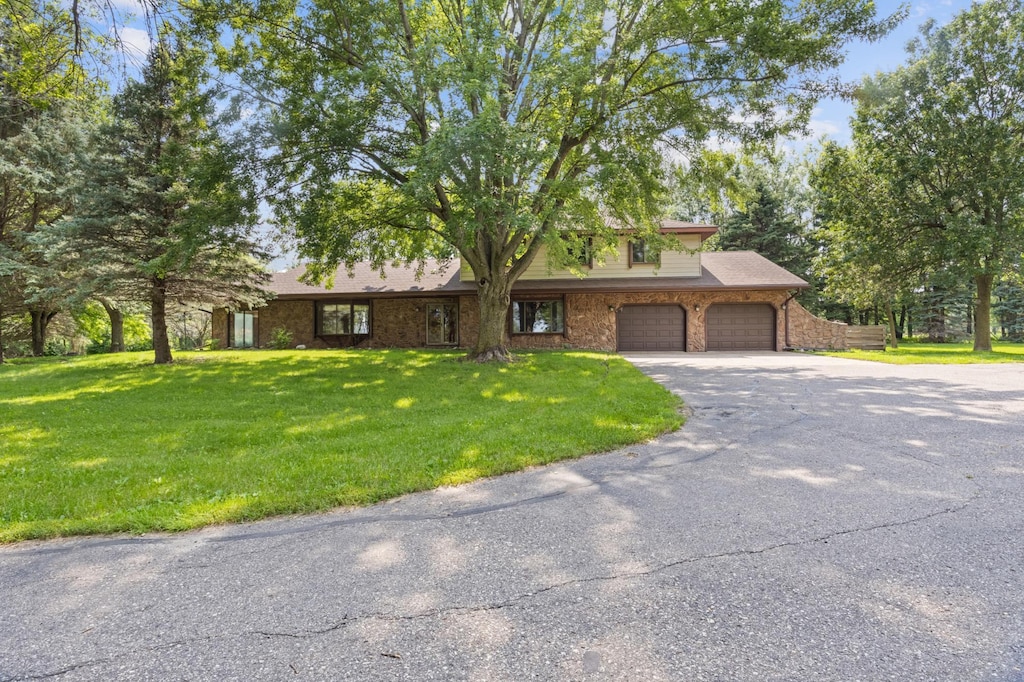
(706, 304, 775, 351)
(618, 305, 686, 351)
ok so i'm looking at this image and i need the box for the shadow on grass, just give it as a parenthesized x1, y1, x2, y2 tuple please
(0, 349, 681, 541)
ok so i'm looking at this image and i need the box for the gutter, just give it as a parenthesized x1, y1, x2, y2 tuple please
(783, 291, 799, 350)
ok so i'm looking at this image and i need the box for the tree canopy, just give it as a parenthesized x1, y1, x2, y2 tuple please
(832, 0, 1024, 351)
(193, 0, 898, 360)
(40, 39, 269, 364)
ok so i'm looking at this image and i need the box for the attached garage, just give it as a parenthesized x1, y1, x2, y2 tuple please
(706, 303, 775, 351)
(617, 305, 686, 351)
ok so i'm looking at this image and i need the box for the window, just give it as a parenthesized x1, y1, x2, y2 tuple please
(318, 301, 370, 336)
(229, 311, 256, 348)
(565, 236, 593, 268)
(630, 239, 659, 265)
(426, 301, 459, 345)
(512, 299, 565, 334)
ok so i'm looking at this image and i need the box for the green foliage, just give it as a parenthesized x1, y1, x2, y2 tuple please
(189, 0, 899, 356)
(72, 302, 151, 353)
(830, 0, 1024, 351)
(40, 37, 270, 364)
(718, 182, 814, 280)
(0, 349, 682, 541)
(269, 326, 293, 350)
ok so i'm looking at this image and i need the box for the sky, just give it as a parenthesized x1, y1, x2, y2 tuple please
(808, 0, 977, 144)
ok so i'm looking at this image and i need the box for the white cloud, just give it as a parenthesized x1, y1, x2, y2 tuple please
(107, 0, 152, 14)
(118, 26, 152, 59)
(805, 117, 842, 138)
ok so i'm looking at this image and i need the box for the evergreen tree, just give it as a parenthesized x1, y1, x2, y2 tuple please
(44, 38, 269, 364)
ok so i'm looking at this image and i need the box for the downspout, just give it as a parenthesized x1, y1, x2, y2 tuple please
(782, 291, 798, 350)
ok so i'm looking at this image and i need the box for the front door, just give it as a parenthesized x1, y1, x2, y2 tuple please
(426, 302, 458, 345)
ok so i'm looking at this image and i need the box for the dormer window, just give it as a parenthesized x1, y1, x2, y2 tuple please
(629, 239, 659, 266)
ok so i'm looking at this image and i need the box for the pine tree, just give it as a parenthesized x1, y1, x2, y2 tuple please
(44, 38, 268, 364)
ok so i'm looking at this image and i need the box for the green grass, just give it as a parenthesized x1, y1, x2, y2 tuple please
(0, 349, 682, 542)
(820, 340, 1024, 364)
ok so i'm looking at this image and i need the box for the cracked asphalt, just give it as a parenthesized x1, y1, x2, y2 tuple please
(2, 352, 1024, 681)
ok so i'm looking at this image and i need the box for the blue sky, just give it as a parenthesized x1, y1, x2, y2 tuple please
(809, 0, 976, 143)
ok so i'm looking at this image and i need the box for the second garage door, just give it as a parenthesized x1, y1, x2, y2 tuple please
(618, 305, 686, 351)
(706, 303, 775, 351)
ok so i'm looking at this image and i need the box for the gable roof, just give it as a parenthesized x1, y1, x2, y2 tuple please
(268, 251, 807, 300)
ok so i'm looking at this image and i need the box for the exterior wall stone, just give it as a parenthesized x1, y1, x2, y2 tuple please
(257, 300, 325, 348)
(785, 300, 848, 350)
(219, 290, 847, 353)
(211, 309, 228, 348)
(551, 290, 791, 351)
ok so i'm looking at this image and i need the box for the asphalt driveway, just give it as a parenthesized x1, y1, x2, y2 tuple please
(2, 352, 1023, 681)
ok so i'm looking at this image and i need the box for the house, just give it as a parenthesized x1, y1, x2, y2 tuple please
(212, 221, 848, 352)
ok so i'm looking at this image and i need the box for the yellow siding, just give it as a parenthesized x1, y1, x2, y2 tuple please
(459, 235, 702, 281)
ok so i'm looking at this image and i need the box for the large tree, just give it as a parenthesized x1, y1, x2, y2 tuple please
(195, 0, 897, 360)
(847, 0, 1024, 351)
(811, 143, 925, 348)
(43, 39, 269, 364)
(0, 1, 96, 360)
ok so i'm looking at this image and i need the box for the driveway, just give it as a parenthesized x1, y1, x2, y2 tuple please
(2, 353, 1023, 681)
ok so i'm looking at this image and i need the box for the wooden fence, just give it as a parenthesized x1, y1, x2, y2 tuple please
(846, 325, 886, 350)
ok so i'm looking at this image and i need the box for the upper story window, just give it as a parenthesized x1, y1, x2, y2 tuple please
(511, 299, 565, 334)
(630, 239, 659, 266)
(565, 237, 593, 268)
(318, 301, 370, 336)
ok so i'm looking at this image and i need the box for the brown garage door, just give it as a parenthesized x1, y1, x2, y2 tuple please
(618, 305, 686, 351)
(706, 304, 775, 351)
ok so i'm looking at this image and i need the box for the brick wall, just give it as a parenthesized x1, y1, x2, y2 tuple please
(216, 290, 847, 352)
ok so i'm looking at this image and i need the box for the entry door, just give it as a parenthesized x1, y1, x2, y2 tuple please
(426, 302, 458, 345)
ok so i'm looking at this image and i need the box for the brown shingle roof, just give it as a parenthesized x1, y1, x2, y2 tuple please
(268, 260, 465, 298)
(268, 251, 806, 299)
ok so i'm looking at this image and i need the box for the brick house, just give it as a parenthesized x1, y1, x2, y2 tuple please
(212, 222, 847, 352)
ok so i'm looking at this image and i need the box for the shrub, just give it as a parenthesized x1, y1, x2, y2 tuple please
(270, 326, 293, 350)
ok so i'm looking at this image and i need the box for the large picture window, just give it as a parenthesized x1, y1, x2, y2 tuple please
(318, 301, 370, 336)
(229, 311, 256, 348)
(512, 299, 565, 334)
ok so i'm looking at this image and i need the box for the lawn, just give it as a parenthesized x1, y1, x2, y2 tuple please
(0, 349, 682, 542)
(820, 341, 1024, 364)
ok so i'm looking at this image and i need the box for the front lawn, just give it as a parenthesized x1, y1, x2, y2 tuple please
(0, 349, 682, 542)
(820, 341, 1024, 364)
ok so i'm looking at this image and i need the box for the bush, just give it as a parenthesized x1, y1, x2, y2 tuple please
(270, 326, 293, 350)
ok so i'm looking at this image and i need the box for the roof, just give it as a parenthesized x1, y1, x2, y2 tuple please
(268, 251, 807, 299)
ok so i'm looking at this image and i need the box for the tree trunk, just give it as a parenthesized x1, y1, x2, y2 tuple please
(151, 279, 173, 364)
(974, 273, 993, 352)
(99, 299, 125, 353)
(0, 303, 5, 364)
(885, 298, 898, 350)
(469, 277, 513, 362)
(30, 309, 56, 356)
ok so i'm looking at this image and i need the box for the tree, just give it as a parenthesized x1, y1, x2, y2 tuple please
(0, 1, 95, 361)
(811, 142, 927, 348)
(194, 0, 898, 361)
(43, 38, 269, 364)
(718, 181, 814, 279)
(848, 0, 1024, 351)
